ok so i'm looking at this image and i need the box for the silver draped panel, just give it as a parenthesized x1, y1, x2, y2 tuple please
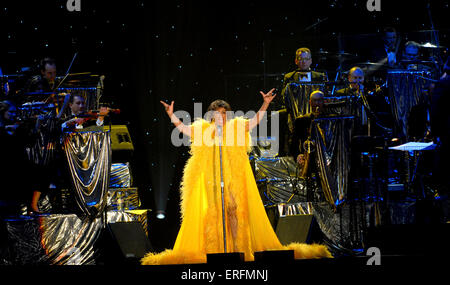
(311, 116, 354, 207)
(253, 156, 319, 204)
(264, 199, 441, 249)
(3, 210, 149, 265)
(266, 201, 412, 249)
(64, 131, 111, 217)
(110, 163, 132, 188)
(107, 188, 140, 211)
(25, 113, 60, 166)
(387, 70, 430, 139)
(253, 115, 354, 208)
(284, 82, 325, 118)
(284, 82, 326, 134)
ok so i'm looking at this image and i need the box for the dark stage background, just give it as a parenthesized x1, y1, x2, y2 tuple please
(1, 0, 449, 251)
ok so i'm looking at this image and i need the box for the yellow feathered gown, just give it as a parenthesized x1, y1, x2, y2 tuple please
(141, 118, 332, 265)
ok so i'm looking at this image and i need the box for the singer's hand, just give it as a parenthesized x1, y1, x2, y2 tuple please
(160, 100, 174, 117)
(260, 88, 277, 105)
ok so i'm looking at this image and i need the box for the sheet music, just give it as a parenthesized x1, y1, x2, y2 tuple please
(389, 142, 436, 151)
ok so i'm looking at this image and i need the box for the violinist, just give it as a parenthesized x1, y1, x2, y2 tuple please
(61, 94, 110, 131)
(0, 101, 35, 215)
(25, 57, 58, 93)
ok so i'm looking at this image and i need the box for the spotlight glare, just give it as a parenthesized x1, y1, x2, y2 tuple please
(156, 211, 166, 219)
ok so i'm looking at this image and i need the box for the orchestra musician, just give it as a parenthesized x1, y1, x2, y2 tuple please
(282, 47, 328, 116)
(401, 41, 432, 71)
(335, 66, 392, 137)
(335, 67, 370, 135)
(29, 94, 111, 213)
(282, 48, 328, 90)
(288, 90, 326, 201)
(371, 27, 402, 68)
(61, 94, 110, 131)
(431, 58, 450, 194)
(280, 47, 327, 156)
(25, 57, 58, 93)
(0, 100, 35, 215)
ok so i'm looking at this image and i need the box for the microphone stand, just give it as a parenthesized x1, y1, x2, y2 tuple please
(217, 124, 227, 253)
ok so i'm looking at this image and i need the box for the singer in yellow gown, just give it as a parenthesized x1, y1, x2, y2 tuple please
(142, 91, 332, 265)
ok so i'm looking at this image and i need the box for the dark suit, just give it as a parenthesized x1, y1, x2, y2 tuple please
(282, 70, 327, 90)
(369, 39, 403, 69)
(288, 112, 322, 200)
(25, 75, 58, 93)
(282, 70, 326, 116)
(431, 75, 450, 192)
(289, 112, 315, 159)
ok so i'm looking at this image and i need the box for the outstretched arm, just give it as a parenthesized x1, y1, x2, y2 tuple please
(246, 88, 277, 131)
(160, 100, 192, 137)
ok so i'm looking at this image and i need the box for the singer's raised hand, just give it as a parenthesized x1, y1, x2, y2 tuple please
(259, 88, 277, 105)
(160, 100, 191, 137)
(160, 100, 174, 117)
(247, 88, 277, 131)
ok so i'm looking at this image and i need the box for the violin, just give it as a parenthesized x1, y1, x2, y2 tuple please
(65, 108, 120, 127)
(83, 108, 121, 118)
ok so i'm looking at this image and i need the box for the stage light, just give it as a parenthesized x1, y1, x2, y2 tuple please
(156, 211, 166, 220)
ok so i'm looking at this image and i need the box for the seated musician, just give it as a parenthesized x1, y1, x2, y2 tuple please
(289, 91, 326, 201)
(370, 27, 402, 68)
(335, 66, 394, 136)
(335, 67, 368, 134)
(61, 94, 109, 131)
(33, 94, 109, 213)
(0, 99, 62, 215)
(25, 57, 58, 93)
(401, 41, 431, 71)
(335, 66, 391, 137)
(281, 48, 327, 156)
(335, 66, 365, 98)
(0, 101, 35, 215)
(431, 58, 450, 194)
(282, 48, 327, 89)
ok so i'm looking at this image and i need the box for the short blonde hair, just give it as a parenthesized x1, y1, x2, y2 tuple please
(295, 47, 311, 59)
